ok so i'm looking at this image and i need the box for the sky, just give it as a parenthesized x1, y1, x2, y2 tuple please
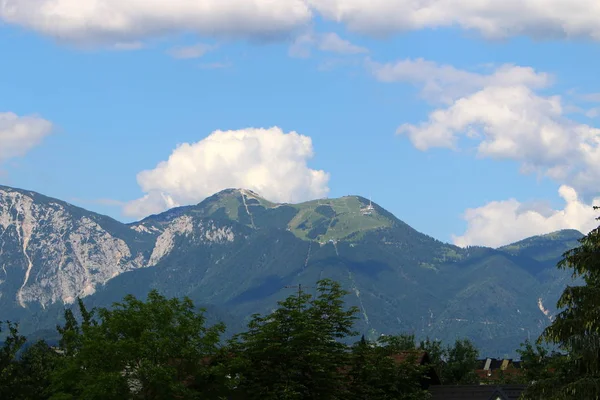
(1, 0, 600, 248)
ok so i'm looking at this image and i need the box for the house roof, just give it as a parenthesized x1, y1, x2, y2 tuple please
(390, 351, 429, 365)
(429, 385, 527, 400)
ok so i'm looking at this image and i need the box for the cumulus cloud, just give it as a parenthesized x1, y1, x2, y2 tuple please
(123, 127, 330, 218)
(0, 112, 53, 163)
(371, 58, 600, 197)
(453, 186, 600, 248)
(289, 31, 367, 58)
(307, 0, 600, 40)
(371, 58, 600, 244)
(4, 0, 600, 45)
(0, 0, 311, 45)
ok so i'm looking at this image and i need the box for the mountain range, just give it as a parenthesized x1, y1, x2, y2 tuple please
(0, 184, 582, 356)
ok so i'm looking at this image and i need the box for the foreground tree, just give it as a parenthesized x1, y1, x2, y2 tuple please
(369, 333, 478, 386)
(523, 207, 600, 399)
(0, 321, 26, 399)
(50, 291, 226, 400)
(517, 339, 566, 387)
(346, 336, 431, 400)
(441, 339, 479, 385)
(231, 279, 359, 400)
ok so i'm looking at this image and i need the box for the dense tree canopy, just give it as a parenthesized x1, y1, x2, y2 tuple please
(50, 291, 226, 400)
(0, 277, 508, 399)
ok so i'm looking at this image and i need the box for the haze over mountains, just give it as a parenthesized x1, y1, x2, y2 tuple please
(0, 184, 582, 356)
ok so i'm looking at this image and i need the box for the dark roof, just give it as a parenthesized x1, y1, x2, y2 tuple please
(390, 351, 441, 386)
(391, 351, 429, 365)
(429, 385, 527, 400)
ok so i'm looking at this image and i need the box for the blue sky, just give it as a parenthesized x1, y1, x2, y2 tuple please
(1, 1, 600, 247)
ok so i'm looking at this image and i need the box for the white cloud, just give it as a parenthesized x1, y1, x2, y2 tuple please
(453, 185, 600, 248)
(372, 58, 600, 245)
(168, 43, 215, 59)
(372, 58, 600, 197)
(123, 127, 330, 218)
(5, 0, 600, 46)
(0, 112, 53, 163)
(369, 58, 551, 104)
(586, 108, 600, 118)
(289, 31, 367, 58)
(0, 0, 312, 45)
(307, 0, 600, 40)
(317, 32, 368, 54)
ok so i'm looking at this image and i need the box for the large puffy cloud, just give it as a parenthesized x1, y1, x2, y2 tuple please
(5, 0, 600, 46)
(0, 112, 53, 163)
(370, 59, 600, 197)
(0, 0, 312, 45)
(308, 0, 600, 40)
(453, 186, 600, 248)
(123, 127, 330, 218)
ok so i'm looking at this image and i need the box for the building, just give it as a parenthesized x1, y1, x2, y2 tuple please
(429, 384, 527, 400)
(475, 358, 523, 384)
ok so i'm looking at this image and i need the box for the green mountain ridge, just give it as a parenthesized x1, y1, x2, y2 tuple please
(0, 185, 585, 356)
(133, 188, 401, 243)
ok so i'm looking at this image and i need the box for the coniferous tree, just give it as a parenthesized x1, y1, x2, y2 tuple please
(523, 207, 600, 399)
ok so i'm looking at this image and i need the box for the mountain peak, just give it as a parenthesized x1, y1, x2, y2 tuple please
(134, 189, 400, 242)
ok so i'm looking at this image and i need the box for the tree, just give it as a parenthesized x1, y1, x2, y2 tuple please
(378, 334, 417, 353)
(232, 279, 359, 400)
(517, 339, 558, 386)
(523, 207, 600, 399)
(346, 336, 431, 400)
(50, 291, 226, 400)
(14, 340, 62, 400)
(419, 338, 444, 382)
(440, 339, 479, 385)
(0, 321, 26, 399)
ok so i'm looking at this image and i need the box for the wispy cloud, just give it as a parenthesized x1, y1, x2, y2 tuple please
(317, 32, 368, 54)
(168, 43, 216, 59)
(579, 92, 600, 103)
(289, 31, 368, 59)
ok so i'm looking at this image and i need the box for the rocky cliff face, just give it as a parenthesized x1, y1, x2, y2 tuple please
(0, 186, 151, 312)
(0, 186, 252, 315)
